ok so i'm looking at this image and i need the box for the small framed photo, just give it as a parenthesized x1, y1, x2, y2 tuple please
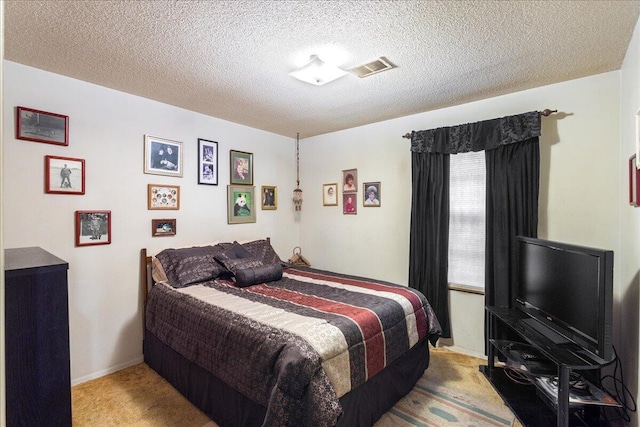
(230, 150, 253, 185)
(342, 169, 357, 193)
(261, 186, 277, 210)
(198, 138, 218, 185)
(343, 193, 357, 215)
(636, 111, 640, 169)
(144, 135, 183, 177)
(16, 106, 69, 146)
(75, 210, 111, 246)
(45, 155, 85, 194)
(630, 155, 640, 207)
(363, 182, 381, 206)
(152, 219, 177, 236)
(323, 183, 338, 206)
(148, 184, 180, 210)
(228, 185, 256, 224)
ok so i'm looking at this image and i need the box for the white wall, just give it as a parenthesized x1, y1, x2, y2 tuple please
(300, 72, 622, 357)
(619, 15, 640, 427)
(2, 61, 299, 384)
(1, 56, 632, 389)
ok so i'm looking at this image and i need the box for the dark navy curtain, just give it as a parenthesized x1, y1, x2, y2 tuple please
(409, 111, 541, 339)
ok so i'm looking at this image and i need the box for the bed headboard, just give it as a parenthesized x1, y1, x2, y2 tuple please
(140, 237, 271, 317)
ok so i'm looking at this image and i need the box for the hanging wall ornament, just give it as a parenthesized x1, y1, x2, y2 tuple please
(293, 132, 303, 211)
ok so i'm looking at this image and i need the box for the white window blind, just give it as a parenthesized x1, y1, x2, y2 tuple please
(448, 151, 486, 288)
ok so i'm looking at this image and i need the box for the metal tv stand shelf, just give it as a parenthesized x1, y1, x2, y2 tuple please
(481, 306, 615, 427)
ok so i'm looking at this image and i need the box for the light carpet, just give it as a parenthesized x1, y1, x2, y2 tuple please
(72, 347, 520, 426)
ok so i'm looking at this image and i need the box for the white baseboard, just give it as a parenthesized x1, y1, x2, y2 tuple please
(71, 356, 144, 387)
(436, 340, 486, 360)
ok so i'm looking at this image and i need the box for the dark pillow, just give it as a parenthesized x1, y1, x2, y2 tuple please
(155, 245, 226, 288)
(216, 256, 264, 275)
(234, 262, 284, 288)
(241, 239, 285, 265)
(216, 241, 255, 262)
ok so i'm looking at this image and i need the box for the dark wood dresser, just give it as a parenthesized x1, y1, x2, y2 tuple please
(5, 247, 71, 426)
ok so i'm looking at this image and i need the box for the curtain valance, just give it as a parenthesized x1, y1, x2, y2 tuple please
(410, 111, 541, 154)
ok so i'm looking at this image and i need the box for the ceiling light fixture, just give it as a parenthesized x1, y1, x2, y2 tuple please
(289, 55, 348, 86)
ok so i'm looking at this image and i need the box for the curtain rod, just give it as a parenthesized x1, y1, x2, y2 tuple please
(401, 109, 557, 139)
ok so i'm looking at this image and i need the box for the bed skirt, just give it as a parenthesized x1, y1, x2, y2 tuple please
(143, 329, 430, 426)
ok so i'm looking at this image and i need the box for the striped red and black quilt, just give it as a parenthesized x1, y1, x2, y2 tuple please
(145, 266, 441, 427)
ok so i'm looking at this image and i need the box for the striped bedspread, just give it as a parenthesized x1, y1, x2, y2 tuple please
(145, 266, 441, 427)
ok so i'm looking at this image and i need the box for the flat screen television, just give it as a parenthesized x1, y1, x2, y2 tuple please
(514, 236, 614, 363)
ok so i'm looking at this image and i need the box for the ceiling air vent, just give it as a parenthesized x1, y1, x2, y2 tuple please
(348, 57, 396, 78)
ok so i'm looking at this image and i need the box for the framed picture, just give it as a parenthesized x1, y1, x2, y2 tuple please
(230, 150, 253, 185)
(16, 106, 69, 146)
(343, 193, 357, 215)
(323, 183, 338, 206)
(45, 155, 85, 195)
(363, 182, 381, 206)
(342, 168, 357, 193)
(261, 186, 277, 210)
(75, 210, 111, 246)
(636, 111, 640, 169)
(227, 185, 256, 224)
(144, 135, 183, 177)
(152, 218, 176, 236)
(198, 138, 218, 185)
(630, 155, 640, 207)
(148, 184, 180, 210)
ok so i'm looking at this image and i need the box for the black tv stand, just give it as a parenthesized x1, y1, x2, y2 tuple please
(482, 306, 616, 427)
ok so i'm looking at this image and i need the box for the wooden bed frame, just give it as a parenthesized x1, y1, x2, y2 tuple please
(139, 239, 432, 426)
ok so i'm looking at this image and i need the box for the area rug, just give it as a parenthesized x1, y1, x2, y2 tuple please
(375, 376, 516, 426)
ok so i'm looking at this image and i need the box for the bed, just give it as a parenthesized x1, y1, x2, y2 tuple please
(141, 238, 441, 426)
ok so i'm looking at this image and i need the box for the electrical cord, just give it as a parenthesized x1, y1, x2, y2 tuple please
(599, 346, 636, 424)
(503, 366, 535, 385)
(500, 345, 634, 426)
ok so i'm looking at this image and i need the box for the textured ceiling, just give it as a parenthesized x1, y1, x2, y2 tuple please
(4, 1, 640, 138)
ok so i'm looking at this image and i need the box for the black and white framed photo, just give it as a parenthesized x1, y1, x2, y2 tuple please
(45, 155, 85, 195)
(198, 138, 218, 185)
(17, 106, 69, 146)
(144, 135, 183, 177)
(75, 210, 111, 246)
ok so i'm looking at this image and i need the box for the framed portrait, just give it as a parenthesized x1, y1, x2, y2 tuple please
(152, 218, 177, 236)
(16, 106, 69, 146)
(45, 155, 85, 195)
(227, 185, 256, 224)
(363, 181, 381, 207)
(148, 184, 180, 210)
(230, 150, 253, 185)
(198, 138, 218, 185)
(75, 210, 111, 246)
(343, 193, 357, 215)
(636, 111, 640, 169)
(630, 155, 640, 207)
(342, 168, 358, 193)
(144, 135, 183, 177)
(261, 185, 277, 210)
(323, 183, 338, 206)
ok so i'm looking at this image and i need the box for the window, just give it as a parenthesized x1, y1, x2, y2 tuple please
(448, 151, 486, 289)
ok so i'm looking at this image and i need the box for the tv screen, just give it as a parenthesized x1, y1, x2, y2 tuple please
(514, 236, 613, 362)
